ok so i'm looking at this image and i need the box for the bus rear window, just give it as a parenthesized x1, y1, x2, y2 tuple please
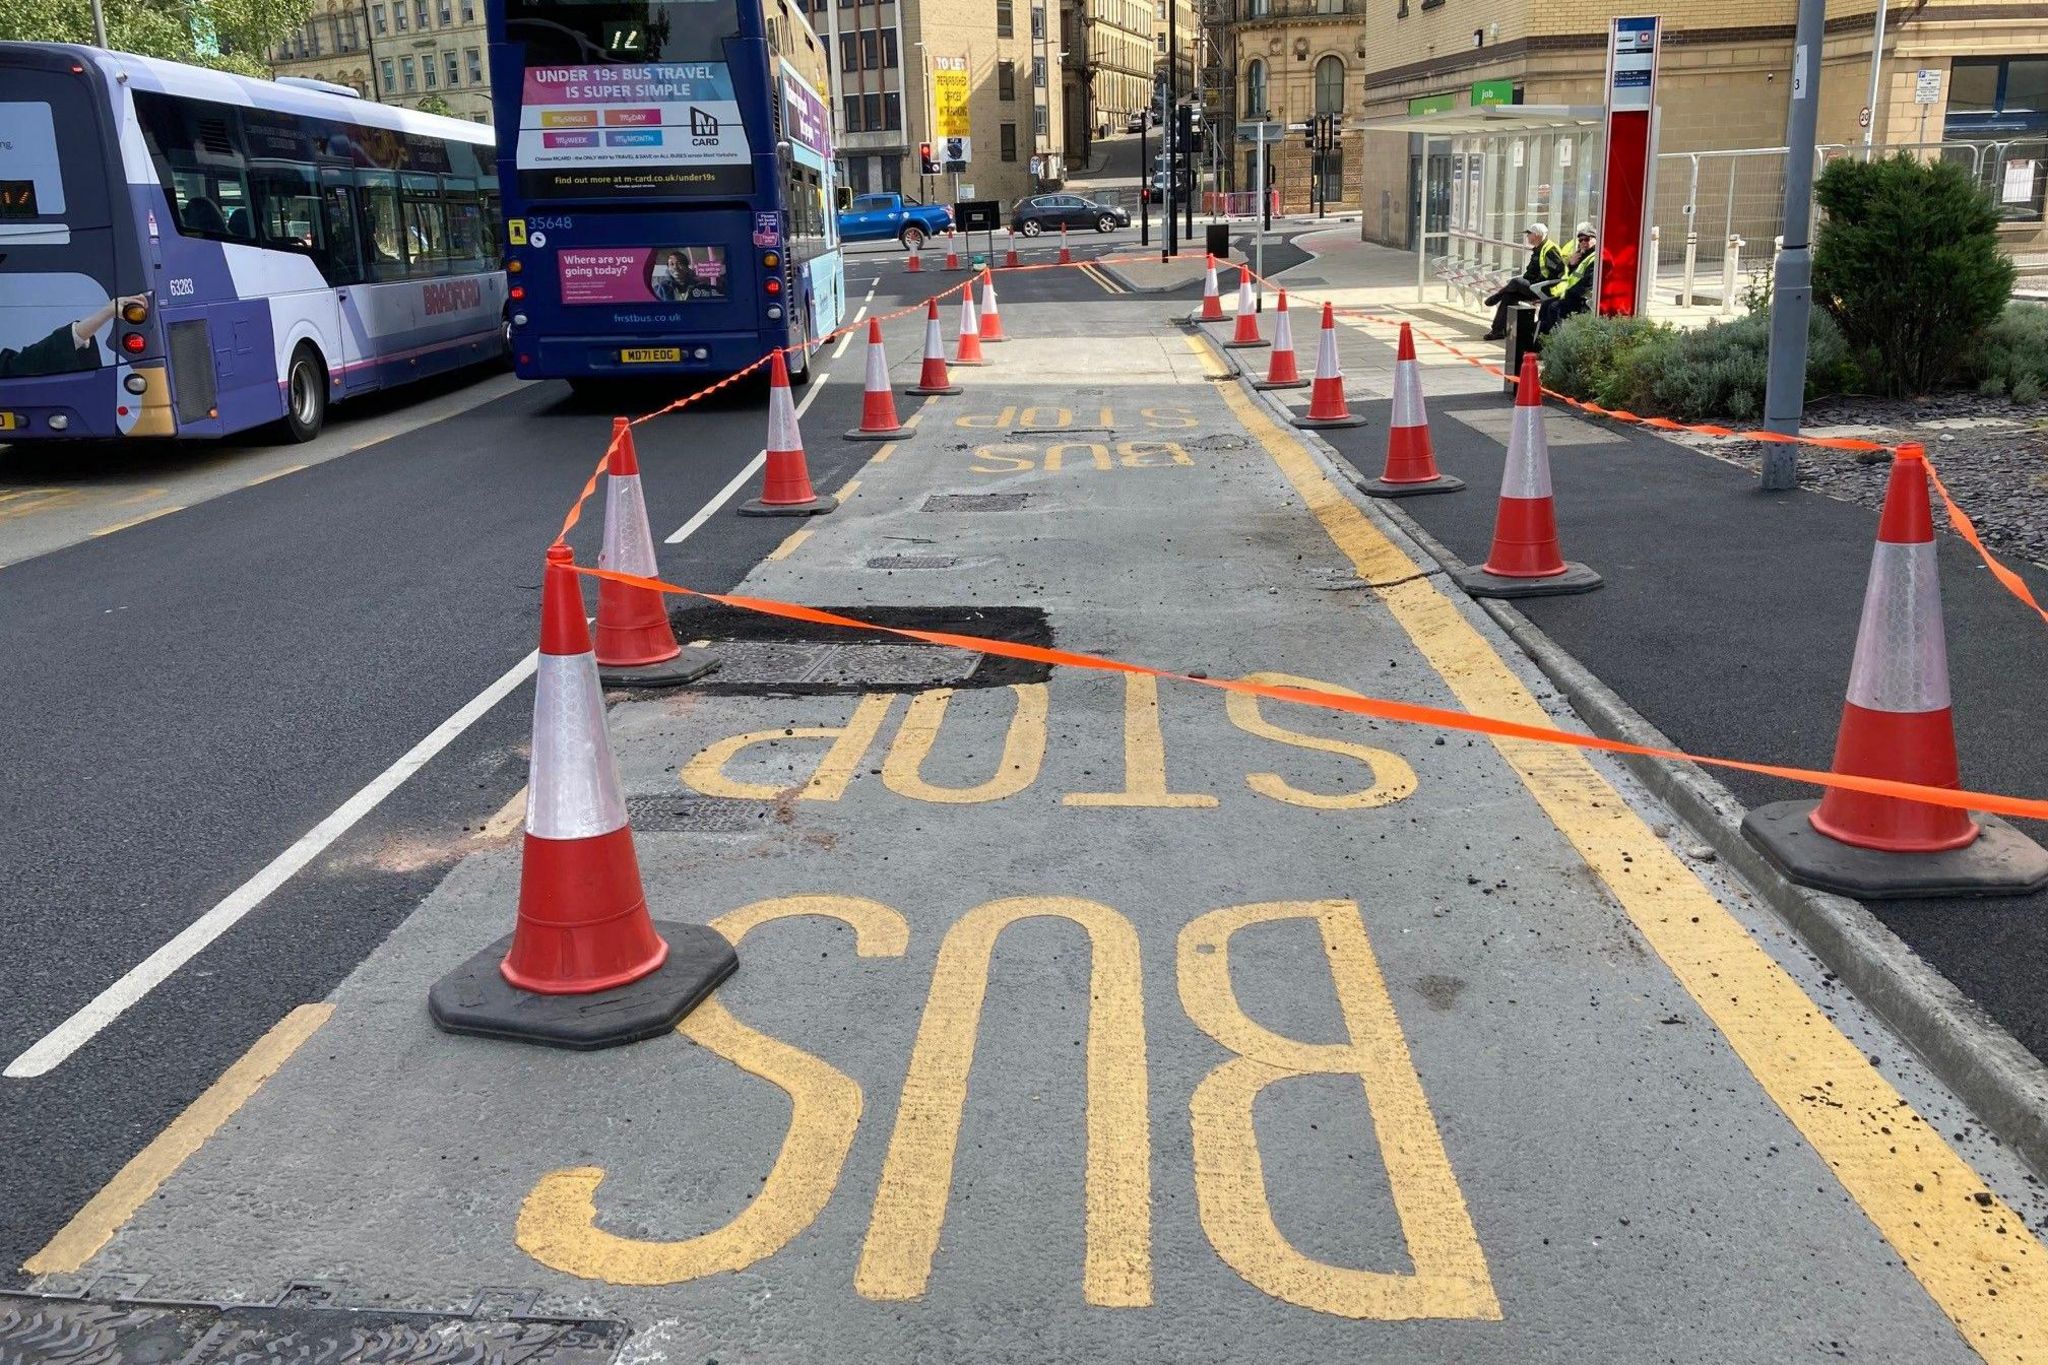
(0, 68, 110, 234)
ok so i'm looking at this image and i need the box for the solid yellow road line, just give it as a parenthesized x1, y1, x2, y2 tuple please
(89, 505, 182, 537)
(1081, 263, 1124, 295)
(23, 1003, 334, 1275)
(767, 526, 814, 561)
(476, 785, 528, 841)
(243, 462, 308, 489)
(1202, 332, 2048, 1361)
(836, 478, 862, 502)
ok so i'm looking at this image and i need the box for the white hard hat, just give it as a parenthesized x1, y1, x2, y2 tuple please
(1526, 222, 1548, 237)
(1574, 220, 1596, 237)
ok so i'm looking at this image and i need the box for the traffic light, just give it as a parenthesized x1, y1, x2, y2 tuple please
(918, 142, 938, 175)
(1302, 119, 1316, 150)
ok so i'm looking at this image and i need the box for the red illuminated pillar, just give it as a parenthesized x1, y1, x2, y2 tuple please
(1597, 16, 1661, 316)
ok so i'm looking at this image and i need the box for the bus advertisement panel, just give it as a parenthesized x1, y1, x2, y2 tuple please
(489, 0, 844, 385)
(0, 43, 506, 444)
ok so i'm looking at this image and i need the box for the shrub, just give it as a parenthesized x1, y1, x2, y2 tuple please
(1964, 301, 2048, 404)
(1541, 309, 1858, 421)
(1812, 153, 2015, 397)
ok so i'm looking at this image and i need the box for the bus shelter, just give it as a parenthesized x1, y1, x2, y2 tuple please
(1356, 105, 1607, 303)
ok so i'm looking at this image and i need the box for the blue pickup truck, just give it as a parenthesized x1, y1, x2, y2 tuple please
(836, 193, 954, 248)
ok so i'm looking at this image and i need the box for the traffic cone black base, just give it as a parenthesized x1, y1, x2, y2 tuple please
(908, 381, 962, 396)
(1451, 561, 1601, 598)
(598, 646, 723, 689)
(844, 423, 913, 441)
(1742, 801, 2048, 899)
(1252, 376, 1311, 391)
(429, 920, 737, 1050)
(1291, 412, 1370, 431)
(1225, 336, 1271, 350)
(1359, 473, 1465, 499)
(739, 492, 839, 517)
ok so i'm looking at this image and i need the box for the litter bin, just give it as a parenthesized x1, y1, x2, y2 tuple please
(1505, 302, 1540, 395)
(1205, 222, 1231, 260)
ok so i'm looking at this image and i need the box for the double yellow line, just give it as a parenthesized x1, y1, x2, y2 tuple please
(1080, 261, 1127, 295)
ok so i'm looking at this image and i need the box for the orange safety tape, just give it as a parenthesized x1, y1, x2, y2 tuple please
(1234, 263, 2047, 626)
(573, 563, 2048, 826)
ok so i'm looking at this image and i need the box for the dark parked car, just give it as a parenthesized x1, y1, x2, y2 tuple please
(1009, 193, 1130, 235)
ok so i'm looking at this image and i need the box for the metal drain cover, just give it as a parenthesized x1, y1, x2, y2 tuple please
(923, 493, 1029, 512)
(626, 795, 771, 833)
(866, 554, 962, 570)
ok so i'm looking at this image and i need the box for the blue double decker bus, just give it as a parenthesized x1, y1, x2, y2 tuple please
(488, 0, 845, 388)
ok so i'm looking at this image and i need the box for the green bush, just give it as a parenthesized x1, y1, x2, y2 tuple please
(1813, 153, 2015, 397)
(1540, 309, 1857, 421)
(1964, 301, 2048, 404)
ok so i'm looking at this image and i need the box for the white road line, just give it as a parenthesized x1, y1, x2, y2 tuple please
(831, 306, 869, 358)
(5, 652, 539, 1080)
(6, 407, 834, 1081)
(663, 372, 831, 544)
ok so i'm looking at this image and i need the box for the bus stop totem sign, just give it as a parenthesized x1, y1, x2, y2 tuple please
(1598, 15, 1660, 317)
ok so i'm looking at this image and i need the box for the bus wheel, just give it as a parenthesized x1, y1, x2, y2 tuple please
(786, 342, 813, 388)
(283, 344, 328, 443)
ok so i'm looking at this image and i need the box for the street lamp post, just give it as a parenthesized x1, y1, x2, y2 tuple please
(89, 0, 107, 47)
(1761, 0, 1825, 490)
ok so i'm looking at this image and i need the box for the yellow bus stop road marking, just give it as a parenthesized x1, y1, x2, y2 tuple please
(22, 1003, 334, 1276)
(1200, 332, 2048, 1362)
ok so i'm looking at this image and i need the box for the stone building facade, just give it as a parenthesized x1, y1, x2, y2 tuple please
(267, 0, 493, 121)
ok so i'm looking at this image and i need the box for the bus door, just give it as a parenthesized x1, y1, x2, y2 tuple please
(319, 168, 368, 394)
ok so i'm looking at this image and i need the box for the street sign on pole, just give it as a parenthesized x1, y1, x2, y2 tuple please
(1236, 121, 1284, 144)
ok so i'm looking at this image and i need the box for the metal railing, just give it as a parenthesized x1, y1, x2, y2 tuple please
(1228, 0, 1362, 22)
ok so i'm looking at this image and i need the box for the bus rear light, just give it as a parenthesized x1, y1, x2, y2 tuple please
(512, 313, 528, 326)
(506, 259, 523, 273)
(765, 278, 781, 295)
(767, 305, 783, 319)
(120, 299, 149, 324)
(123, 374, 148, 394)
(509, 285, 525, 300)
(121, 333, 146, 354)
(694, 347, 709, 360)
(762, 252, 779, 268)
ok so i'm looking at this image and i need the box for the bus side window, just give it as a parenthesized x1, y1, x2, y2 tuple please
(319, 175, 366, 286)
(250, 162, 322, 255)
(357, 172, 406, 281)
(401, 172, 448, 275)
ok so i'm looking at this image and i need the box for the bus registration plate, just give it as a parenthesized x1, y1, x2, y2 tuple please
(621, 348, 681, 364)
(0, 412, 19, 431)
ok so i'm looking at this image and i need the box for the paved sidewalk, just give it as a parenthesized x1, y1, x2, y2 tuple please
(28, 288, 2048, 1362)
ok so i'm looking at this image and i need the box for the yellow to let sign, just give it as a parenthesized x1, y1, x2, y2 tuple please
(932, 59, 970, 138)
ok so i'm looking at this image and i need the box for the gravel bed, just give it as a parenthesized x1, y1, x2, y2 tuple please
(1674, 392, 2048, 568)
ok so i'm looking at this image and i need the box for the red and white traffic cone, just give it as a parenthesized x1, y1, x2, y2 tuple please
(1359, 322, 1463, 499)
(1254, 289, 1308, 391)
(906, 237, 923, 272)
(593, 420, 719, 687)
(1224, 268, 1266, 349)
(909, 297, 962, 395)
(944, 230, 961, 271)
(977, 268, 1007, 343)
(1058, 223, 1072, 265)
(1290, 302, 1366, 430)
(1005, 229, 1021, 269)
(1197, 253, 1224, 322)
(740, 349, 836, 516)
(1451, 352, 1599, 597)
(1744, 443, 2048, 897)
(846, 316, 913, 440)
(427, 542, 737, 1049)
(954, 288, 986, 366)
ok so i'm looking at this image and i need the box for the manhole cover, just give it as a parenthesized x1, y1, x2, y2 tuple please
(0, 1290, 624, 1365)
(923, 493, 1029, 512)
(627, 795, 771, 833)
(703, 640, 979, 690)
(866, 554, 962, 570)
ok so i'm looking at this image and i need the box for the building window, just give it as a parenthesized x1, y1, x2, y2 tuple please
(881, 155, 901, 191)
(382, 57, 396, 88)
(996, 0, 1013, 38)
(1249, 0, 1269, 15)
(461, 0, 474, 17)
(1314, 54, 1344, 115)
(446, 51, 460, 85)
(1314, 0, 1342, 12)
(840, 33, 857, 68)
(1245, 57, 1265, 116)
(1033, 55, 1046, 87)
(394, 3, 407, 29)
(1001, 122, 1018, 160)
(860, 31, 878, 68)
(883, 31, 898, 66)
(1944, 57, 2048, 221)
(439, 0, 451, 22)
(864, 92, 882, 129)
(1033, 103, 1047, 135)
(415, 0, 429, 27)
(401, 56, 416, 90)
(998, 60, 1015, 100)
(424, 56, 437, 86)
(844, 96, 863, 131)
(1030, 3, 1043, 38)
(373, 4, 387, 33)
(308, 25, 321, 55)
(467, 47, 482, 83)
(883, 92, 902, 129)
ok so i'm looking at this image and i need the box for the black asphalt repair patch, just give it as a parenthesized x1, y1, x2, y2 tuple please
(665, 603, 1054, 693)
